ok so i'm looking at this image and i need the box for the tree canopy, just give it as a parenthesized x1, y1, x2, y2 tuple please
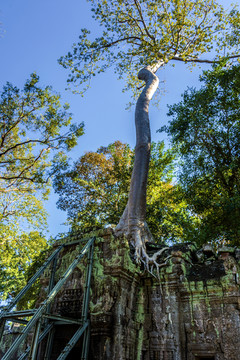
(54, 140, 197, 243)
(60, 0, 240, 97)
(0, 73, 84, 203)
(54, 141, 132, 232)
(0, 73, 84, 300)
(163, 63, 240, 246)
(59, 0, 240, 266)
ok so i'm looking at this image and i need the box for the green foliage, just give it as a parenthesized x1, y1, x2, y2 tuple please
(59, 0, 240, 98)
(53, 141, 133, 232)
(54, 140, 197, 242)
(0, 230, 48, 301)
(163, 63, 240, 246)
(16, 245, 51, 310)
(57, 0, 240, 247)
(0, 74, 84, 300)
(0, 73, 84, 198)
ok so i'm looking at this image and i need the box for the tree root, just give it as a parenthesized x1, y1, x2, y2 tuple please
(135, 240, 170, 279)
(115, 221, 170, 279)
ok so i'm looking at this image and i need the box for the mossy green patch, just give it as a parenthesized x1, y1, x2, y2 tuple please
(135, 286, 145, 360)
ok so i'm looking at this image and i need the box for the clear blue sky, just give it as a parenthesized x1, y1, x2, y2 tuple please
(0, 0, 232, 237)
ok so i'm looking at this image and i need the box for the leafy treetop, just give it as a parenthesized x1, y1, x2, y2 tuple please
(59, 0, 240, 97)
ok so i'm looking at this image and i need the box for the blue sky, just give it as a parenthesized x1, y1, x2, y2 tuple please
(0, 0, 233, 237)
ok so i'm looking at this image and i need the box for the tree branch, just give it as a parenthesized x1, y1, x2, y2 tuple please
(0, 104, 41, 149)
(133, 0, 155, 41)
(0, 138, 57, 158)
(118, 12, 144, 37)
(101, 36, 142, 49)
(172, 54, 240, 64)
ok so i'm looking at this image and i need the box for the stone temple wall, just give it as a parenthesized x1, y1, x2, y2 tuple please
(37, 228, 240, 360)
(89, 229, 240, 360)
(2, 228, 240, 359)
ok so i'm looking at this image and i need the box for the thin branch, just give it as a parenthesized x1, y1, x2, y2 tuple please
(133, 0, 155, 41)
(159, 0, 175, 41)
(0, 186, 31, 193)
(0, 137, 59, 158)
(137, 83, 145, 91)
(0, 105, 41, 149)
(1, 175, 36, 182)
(0, 155, 37, 164)
(118, 12, 144, 37)
(101, 36, 142, 49)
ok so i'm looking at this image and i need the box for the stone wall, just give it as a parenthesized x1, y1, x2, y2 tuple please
(87, 231, 240, 360)
(38, 228, 240, 360)
(2, 228, 240, 359)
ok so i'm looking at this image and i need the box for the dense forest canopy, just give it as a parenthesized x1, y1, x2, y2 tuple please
(60, 0, 240, 97)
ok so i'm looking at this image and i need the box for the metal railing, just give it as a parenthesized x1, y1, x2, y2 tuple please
(0, 236, 95, 360)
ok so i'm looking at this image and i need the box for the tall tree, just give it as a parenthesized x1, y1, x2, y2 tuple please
(163, 63, 240, 247)
(0, 73, 84, 300)
(60, 0, 240, 266)
(54, 140, 198, 243)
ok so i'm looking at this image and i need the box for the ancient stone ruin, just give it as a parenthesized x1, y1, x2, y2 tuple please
(1, 228, 240, 359)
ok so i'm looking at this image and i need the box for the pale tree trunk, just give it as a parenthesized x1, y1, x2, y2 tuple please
(115, 65, 167, 268)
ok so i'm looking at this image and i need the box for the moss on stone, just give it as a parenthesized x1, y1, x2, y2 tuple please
(135, 286, 145, 360)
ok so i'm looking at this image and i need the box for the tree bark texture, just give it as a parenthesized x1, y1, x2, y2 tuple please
(115, 66, 160, 262)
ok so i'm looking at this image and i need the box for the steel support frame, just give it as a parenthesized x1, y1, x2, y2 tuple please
(56, 321, 89, 360)
(51, 239, 94, 360)
(0, 246, 63, 341)
(29, 319, 42, 360)
(0, 237, 95, 360)
(80, 240, 94, 360)
(18, 323, 54, 360)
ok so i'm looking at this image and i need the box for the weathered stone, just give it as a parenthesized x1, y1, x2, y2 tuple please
(202, 243, 215, 256)
(218, 246, 235, 254)
(195, 249, 205, 263)
(2, 229, 240, 360)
